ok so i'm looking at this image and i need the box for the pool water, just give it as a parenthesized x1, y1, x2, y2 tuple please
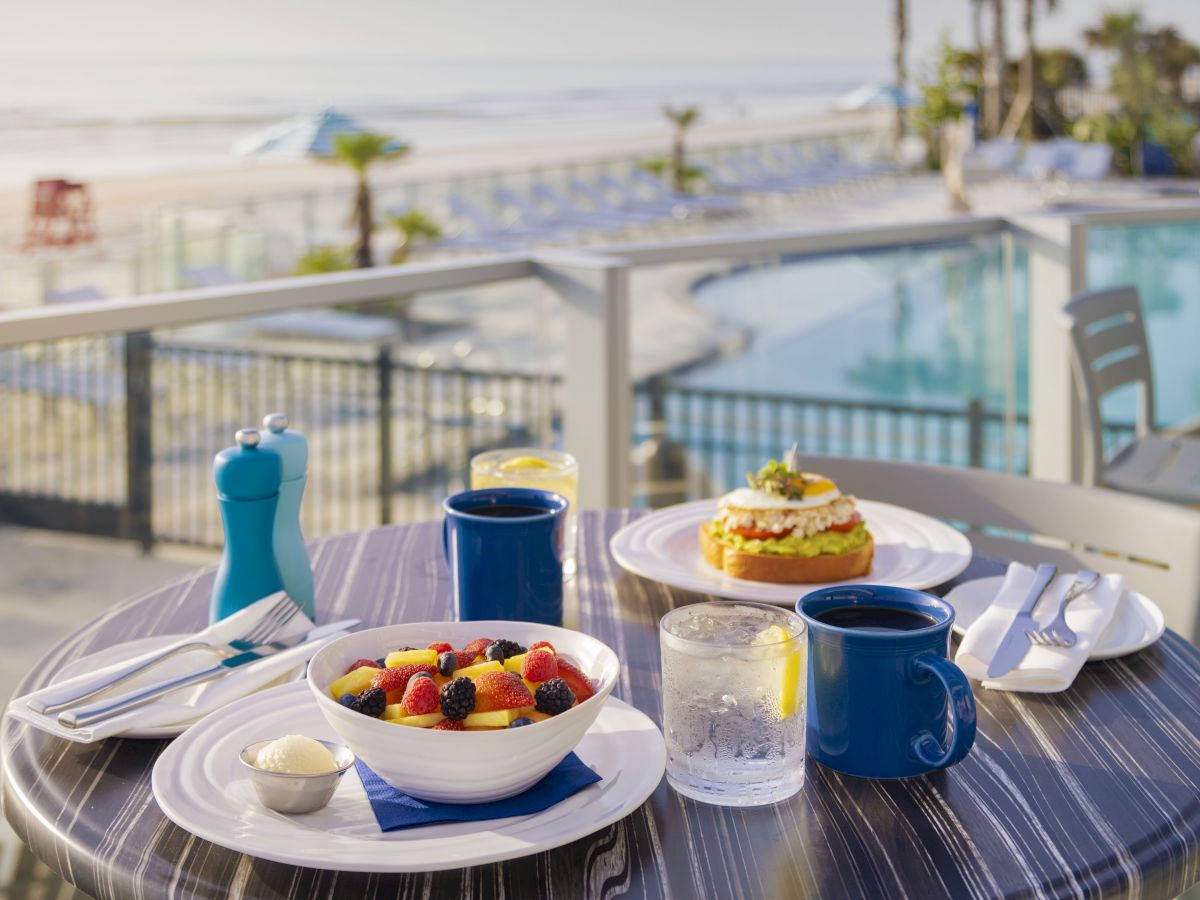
(683, 223, 1200, 429)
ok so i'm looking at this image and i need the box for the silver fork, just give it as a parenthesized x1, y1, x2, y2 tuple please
(1030, 570, 1102, 648)
(30, 594, 300, 714)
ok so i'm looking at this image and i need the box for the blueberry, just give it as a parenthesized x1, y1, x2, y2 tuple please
(338, 694, 361, 712)
(412, 671, 433, 680)
(437, 652, 458, 677)
(508, 717, 535, 728)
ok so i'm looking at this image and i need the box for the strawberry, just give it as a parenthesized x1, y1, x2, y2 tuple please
(528, 640, 555, 655)
(462, 637, 493, 658)
(473, 670, 534, 712)
(451, 650, 477, 669)
(427, 641, 453, 654)
(371, 664, 437, 704)
(432, 718, 464, 731)
(345, 658, 381, 675)
(521, 647, 558, 683)
(401, 674, 440, 715)
(555, 656, 595, 704)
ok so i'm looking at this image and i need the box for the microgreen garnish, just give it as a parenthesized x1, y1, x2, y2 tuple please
(746, 459, 806, 500)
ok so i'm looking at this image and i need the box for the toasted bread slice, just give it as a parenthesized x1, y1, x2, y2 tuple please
(699, 522, 874, 584)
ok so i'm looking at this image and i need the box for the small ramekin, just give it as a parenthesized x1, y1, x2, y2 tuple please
(240, 739, 355, 814)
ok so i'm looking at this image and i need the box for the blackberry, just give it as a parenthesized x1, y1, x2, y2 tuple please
(338, 694, 361, 712)
(356, 686, 387, 718)
(508, 716, 535, 728)
(440, 677, 476, 720)
(437, 651, 458, 677)
(485, 639, 525, 663)
(534, 678, 575, 716)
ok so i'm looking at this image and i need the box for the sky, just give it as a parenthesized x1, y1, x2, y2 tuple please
(2, 0, 1199, 68)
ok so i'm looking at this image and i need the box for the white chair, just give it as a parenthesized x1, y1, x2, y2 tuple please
(1061, 285, 1200, 504)
(803, 454, 1200, 643)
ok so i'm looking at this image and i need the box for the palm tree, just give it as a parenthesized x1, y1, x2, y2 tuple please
(894, 0, 908, 143)
(388, 209, 442, 264)
(984, 0, 1008, 137)
(325, 132, 409, 269)
(1148, 27, 1200, 104)
(1000, 0, 1058, 138)
(1085, 11, 1153, 173)
(663, 106, 701, 193)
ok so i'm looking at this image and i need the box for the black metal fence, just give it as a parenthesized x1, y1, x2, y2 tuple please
(0, 333, 1138, 548)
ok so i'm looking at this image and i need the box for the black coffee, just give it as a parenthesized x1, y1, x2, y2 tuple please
(470, 504, 545, 518)
(815, 605, 937, 632)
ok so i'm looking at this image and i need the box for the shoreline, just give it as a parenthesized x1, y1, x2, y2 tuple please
(0, 109, 888, 243)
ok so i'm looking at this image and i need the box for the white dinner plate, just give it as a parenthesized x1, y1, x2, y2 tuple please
(54, 634, 303, 739)
(151, 681, 666, 872)
(610, 499, 973, 604)
(945, 576, 1166, 659)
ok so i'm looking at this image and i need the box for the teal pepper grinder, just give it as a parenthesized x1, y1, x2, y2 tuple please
(259, 412, 315, 619)
(210, 428, 285, 623)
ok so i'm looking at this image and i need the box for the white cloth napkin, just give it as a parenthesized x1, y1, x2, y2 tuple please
(956, 563, 1123, 693)
(7, 594, 342, 743)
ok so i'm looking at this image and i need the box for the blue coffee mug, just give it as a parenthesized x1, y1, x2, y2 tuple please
(796, 586, 976, 779)
(442, 487, 567, 625)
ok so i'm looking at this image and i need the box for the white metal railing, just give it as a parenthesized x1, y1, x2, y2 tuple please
(2, 203, 1199, 506)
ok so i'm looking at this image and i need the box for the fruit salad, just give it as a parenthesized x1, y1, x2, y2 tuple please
(326, 637, 597, 731)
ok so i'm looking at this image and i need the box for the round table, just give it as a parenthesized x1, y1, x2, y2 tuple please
(5, 511, 1200, 899)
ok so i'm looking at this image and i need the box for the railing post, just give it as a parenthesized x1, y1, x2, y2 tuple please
(377, 345, 394, 525)
(124, 331, 154, 551)
(533, 252, 632, 509)
(966, 398, 984, 468)
(1007, 215, 1088, 483)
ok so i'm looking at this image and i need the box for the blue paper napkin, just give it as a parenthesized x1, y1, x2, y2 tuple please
(355, 752, 602, 831)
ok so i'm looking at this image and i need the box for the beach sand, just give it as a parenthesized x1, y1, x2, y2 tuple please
(0, 110, 890, 245)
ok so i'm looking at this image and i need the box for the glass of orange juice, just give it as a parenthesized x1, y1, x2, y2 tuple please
(470, 448, 579, 579)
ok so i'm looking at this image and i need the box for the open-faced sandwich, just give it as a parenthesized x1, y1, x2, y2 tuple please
(699, 456, 873, 583)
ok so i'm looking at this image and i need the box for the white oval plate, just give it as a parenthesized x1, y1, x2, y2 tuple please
(610, 499, 973, 604)
(54, 634, 302, 739)
(152, 681, 666, 872)
(944, 576, 1166, 660)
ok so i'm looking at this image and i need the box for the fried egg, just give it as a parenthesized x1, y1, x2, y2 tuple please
(718, 474, 841, 511)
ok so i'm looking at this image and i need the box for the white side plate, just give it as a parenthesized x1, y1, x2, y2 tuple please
(152, 681, 666, 872)
(610, 499, 973, 604)
(945, 576, 1166, 659)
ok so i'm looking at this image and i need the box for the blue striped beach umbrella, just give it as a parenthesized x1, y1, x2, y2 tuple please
(233, 107, 406, 158)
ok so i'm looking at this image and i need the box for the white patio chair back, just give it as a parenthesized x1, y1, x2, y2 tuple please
(1061, 286, 1155, 483)
(802, 454, 1200, 643)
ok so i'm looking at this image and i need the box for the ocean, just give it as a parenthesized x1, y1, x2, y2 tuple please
(0, 55, 883, 188)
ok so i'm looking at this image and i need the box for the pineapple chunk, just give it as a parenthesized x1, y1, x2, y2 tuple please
(385, 648, 437, 668)
(388, 711, 445, 728)
(457, 660, 503, 679)
(329, 666, 380, 700)
(522, 679, 539, 694)
(503, 653, 527, 673)
(463, 708, 520, 728)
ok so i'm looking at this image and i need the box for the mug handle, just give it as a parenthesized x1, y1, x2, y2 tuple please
(442, 518, 451, 566)
(911, 654, 977, 769)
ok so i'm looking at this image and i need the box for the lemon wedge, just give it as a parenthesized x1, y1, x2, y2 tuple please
(497, 455, 554, 473)
(754, 624, 803, 719)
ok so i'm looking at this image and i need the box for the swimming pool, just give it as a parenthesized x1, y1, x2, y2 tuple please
(682, 222, 1200, 430)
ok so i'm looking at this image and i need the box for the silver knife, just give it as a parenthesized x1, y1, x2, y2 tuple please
(986, 565, 1059, 679)
(59, 619, 359, 729)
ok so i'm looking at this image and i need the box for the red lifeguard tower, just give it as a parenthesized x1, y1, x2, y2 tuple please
(21, 178, 97, 252)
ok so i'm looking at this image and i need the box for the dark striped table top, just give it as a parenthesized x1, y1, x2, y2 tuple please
(4, 510, 1200, 899)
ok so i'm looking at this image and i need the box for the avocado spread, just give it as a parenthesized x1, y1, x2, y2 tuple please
(711, 521, 869, 558)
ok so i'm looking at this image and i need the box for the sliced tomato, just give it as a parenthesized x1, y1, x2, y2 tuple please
(729, 525, 786, 541)
(826, 513, 863, 533)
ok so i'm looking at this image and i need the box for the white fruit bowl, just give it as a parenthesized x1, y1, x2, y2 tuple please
(307, 621, 620, 803)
